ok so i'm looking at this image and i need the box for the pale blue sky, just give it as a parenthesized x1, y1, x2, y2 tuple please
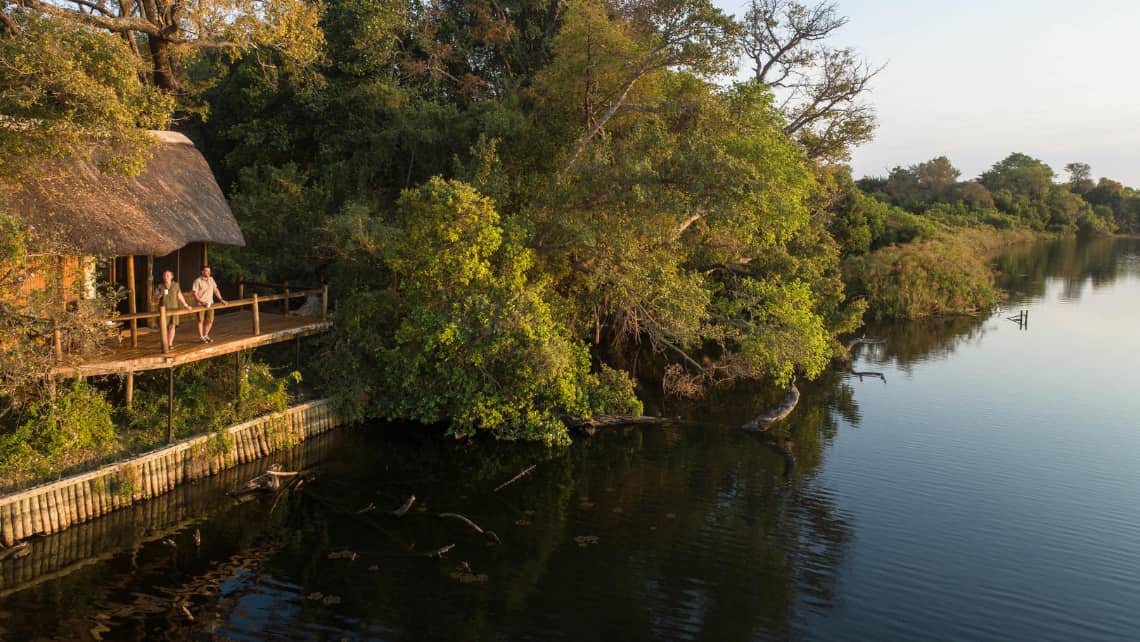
(715, 0, 1140, 186)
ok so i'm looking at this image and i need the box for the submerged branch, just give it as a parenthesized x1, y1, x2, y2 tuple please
(493, 465, 536, 492)
(741, 377, 799, 433)
(569, 414, 675, 436)
(437, 512, 502, 545)
(419, 543, 455, 559)
(389, 495, 416, 517)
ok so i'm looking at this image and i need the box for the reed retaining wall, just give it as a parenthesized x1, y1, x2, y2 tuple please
(0, 398, 344, 549)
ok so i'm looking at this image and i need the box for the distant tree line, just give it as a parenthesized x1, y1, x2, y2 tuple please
(855, 154, 1138, 236)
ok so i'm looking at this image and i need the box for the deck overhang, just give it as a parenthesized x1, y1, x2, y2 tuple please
(51, 311, 331, 378)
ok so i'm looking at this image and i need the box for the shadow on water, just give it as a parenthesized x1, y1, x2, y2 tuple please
(4, 236, 1138, 640)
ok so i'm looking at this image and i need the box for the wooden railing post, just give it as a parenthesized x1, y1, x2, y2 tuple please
(238, 277, 244, 300)
(321, 285, 328, 321)
(127, 255, 138, 347)
(159, 301, 169, 354)
(53, 321, 63, 360)
(283, 281, 290, 315)
(251, 293, 260, 336)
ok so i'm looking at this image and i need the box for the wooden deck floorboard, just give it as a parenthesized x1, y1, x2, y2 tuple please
(53, 311, 331, 377)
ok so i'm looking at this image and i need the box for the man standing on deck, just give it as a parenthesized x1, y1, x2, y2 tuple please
(192, 266, 227, 343)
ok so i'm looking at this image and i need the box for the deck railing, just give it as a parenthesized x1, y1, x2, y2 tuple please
(54, 284, 329, 359)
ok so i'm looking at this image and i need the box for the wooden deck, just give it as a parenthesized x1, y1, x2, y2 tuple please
(52, 311, 332, 377)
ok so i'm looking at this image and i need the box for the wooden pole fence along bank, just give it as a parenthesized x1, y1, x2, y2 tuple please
(0, 399, 345, 549)
(0, 431, 341, 598)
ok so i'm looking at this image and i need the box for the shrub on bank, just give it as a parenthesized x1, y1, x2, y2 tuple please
(0, 356, 301, 492)
(845, 228, 1034, 320)
(0, 380, 117, 482)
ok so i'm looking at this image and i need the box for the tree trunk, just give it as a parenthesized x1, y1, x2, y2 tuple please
(147, 36, 179, 93)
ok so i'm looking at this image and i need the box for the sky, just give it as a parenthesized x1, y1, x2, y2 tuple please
(714, 0, 1140, 186)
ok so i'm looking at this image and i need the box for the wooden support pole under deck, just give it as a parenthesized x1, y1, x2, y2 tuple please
(283, 282, 290, 315)
(321, 285, 328, 321)
(127, 255, 138, 348)
(252, 293, 260, 336)
(238, 277, 244, 300)
(159, 302, 169, 354)
(167, 367, 174, 444)
(125, 371, 134, 409)
(53, 323, 63, 360)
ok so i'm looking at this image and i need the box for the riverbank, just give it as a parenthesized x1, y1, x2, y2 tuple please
(0, 399, 345, 547)
(844, 226, 1040, 320)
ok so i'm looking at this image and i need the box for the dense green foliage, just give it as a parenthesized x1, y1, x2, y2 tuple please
(0, 13, 172, 178)
(193, 0, 870, 443)
(4, 0, 1140, 450)
(324, 177, 640, 445)
(0, 380, 116, 482)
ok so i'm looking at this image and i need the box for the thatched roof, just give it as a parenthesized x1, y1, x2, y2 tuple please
(0, 131, 244, 256)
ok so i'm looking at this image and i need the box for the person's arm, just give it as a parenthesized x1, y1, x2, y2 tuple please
(213, 281, 226, 305)
(177, 291, 191, 309)
(192, 280, 206, 306)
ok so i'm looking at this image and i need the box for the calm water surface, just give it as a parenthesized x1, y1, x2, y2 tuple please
(1, 237, 1138, 641)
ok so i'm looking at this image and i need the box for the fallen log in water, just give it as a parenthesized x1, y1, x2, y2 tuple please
(849, 370, 886, 383)
(741, 378, 799, 433)
(389, 495, 416, 517)
(569, 414, 676, 436)
(419, 543, 455, 559)
(229, 464, 299, 496)
(0, 541, 30, 562)
(493, 465, 536, 493)
(438, 512, 502, 545)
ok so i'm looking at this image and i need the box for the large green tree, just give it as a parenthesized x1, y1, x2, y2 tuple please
(6, 0, 323, 93)
(324, 178, 639, 445)
(0, 12, 173, 178)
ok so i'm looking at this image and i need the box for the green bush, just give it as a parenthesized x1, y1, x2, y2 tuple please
(0, 380, 116, 479)
(324, 178, 641, 446)
(845, 233, 999, 320)
(120, 355, 300, 447)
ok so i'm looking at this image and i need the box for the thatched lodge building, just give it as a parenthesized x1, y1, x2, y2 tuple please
(1, 130, 329, 383)
(2, 130, 244, 314)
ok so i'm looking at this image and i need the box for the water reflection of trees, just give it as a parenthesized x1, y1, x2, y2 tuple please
(854, 315, 989, 374)
(994, 237, 1140, 305)
(202, 414, 856, 641)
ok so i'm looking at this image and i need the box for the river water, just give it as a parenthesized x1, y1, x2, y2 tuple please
(1, 237, 1138, 641)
